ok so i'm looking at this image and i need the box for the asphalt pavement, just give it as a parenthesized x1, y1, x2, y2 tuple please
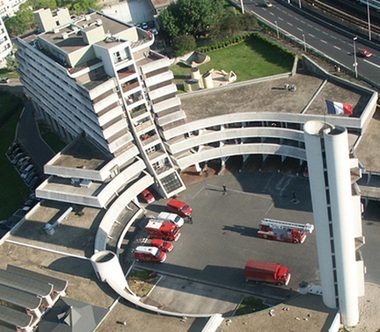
(243, 0, 380, 87)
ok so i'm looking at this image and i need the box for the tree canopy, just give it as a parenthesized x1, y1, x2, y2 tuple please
(159, 0, 225, 40)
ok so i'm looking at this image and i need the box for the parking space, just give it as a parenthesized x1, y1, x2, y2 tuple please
(142, 172, 318, 294)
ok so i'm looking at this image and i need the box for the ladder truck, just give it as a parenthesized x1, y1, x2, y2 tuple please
(257, 218, 314, 244)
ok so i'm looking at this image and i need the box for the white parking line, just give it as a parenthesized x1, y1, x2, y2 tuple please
(309, 33, 315, 38)
(334, 45, 341, 50)
(300, 20, 305, 23)
(314, 27, 321, 32)
(330, 36, 337, 39)
(269, 12, 274, 16)
(287, 22, 293, 26)
(297, 27, 303, 31)
(322, 31, 328, 35)
(320, 39, 327, 44)
(363, 59, 380, 69)
(278, 17, 284, 21)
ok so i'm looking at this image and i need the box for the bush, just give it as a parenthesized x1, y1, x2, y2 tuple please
(172, 34, 196, 56)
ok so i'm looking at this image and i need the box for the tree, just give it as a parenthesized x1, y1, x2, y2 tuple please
(57, 0, 98, 14)
(172, 34, 196, 56)
(159, 0, 224, 40)
(5, 9, 34, 36)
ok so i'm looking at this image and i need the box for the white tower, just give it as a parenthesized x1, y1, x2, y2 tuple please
(304, 121, 365, 327)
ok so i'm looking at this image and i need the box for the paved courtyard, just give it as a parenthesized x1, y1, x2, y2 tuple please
(141, 171, 318, 303)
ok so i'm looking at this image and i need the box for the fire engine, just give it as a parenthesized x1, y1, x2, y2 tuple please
(257, 218, 314, 244)
(145, 220, 181, 241)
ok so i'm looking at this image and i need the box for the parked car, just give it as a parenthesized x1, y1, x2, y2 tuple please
(359, 48, 373, 58)
(149, 238, 174, 252)
(134, 246, 166, 263)
(29, 177, 40, 189)
(0, 77, 10, 84)
(166, 199, 192, 218)
(12, 152, 25, 164)
(156, 211, 185, 228)
(20, 162, 33, 172)
(139, 189, 155, 203)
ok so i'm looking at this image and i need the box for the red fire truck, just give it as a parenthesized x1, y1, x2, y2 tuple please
(245, 260, 291, 285)
(257, 218, 314, 244)
(145, 220, 181, 241)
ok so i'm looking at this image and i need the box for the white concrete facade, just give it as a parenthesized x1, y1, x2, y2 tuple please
(304, 121, 365, 327)
(0, 16, 11, 68)
(0, 0, 27, 18)
(16, 8, 186, 204)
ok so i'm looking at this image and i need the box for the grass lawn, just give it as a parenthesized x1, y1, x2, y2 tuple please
(235, 296, 269, 315)
(0, 92, 28, 220)
(171, 34, 293, 91)
(0, 68, 19, 79)
(38, 122, 66, 153)
(127, 269, 160, 297)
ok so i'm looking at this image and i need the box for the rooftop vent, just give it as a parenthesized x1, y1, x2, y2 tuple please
(62, 32, 69, 39)
(53, 28, 60, 34)
(96, 19, 102, 26)
(85, 14, 91, 21)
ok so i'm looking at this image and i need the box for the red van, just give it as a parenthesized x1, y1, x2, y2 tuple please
(134, 246, 166, 263)
(166, 199, 192, 218)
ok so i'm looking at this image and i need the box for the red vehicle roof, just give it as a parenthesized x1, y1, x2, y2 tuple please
(245, 260, 280, 273)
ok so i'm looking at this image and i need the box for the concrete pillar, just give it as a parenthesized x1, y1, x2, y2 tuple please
(304, 121, 363, 327)
(194, 162, 201, 173)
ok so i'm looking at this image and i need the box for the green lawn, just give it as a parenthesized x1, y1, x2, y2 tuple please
(0, 92, 28, 220)
(0, 68, 19, 79)
(171, 34, 294, 91)
(235, 296, 268, 315)
(38, 123, 66, 153)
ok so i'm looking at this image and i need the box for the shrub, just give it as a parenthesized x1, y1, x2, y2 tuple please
(172, 34, 196, 56)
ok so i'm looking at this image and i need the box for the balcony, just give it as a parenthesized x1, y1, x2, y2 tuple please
(118, 68, 136, 80)
(122, 80, 140, 94)
(141, 133, 159, 146)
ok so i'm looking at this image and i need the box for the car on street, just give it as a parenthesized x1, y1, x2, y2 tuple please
(140, 189, 155, 203)
(0, 77, 10, 84)
(149, 238, 174, 252)
(359, 48, 373, 58)
(134, 246, 166, 263)
(264, 0, 273, 7)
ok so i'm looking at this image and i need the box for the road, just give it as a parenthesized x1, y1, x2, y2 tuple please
(244, 0, 380, 86)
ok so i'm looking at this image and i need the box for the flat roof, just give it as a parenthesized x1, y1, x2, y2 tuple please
(180, 72, 367, 121)
(41, 12, 132, 53)
(41, 176, 104, 197)
(8, 200, 105, 257)
(356, 108, 380, 173)
(52, 137, 111, 171)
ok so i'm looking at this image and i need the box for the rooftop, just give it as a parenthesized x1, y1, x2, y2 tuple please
(40, 12, 133, 54)
(356, 108, 380, 174)
(51, 137, 111, 171)
(180, 72, 367, 121)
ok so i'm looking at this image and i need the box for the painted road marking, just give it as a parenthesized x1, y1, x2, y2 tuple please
(321, 39, 327, 44)
(287, 22, 293, 26)
(363, 59, 380, 69)
(309, 33, 315, 38)
(334, 45, 341, 50)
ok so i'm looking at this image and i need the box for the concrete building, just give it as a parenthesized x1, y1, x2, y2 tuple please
(16, 8, 186, 209)
(304, 121, 365, 327)
(0, 16, 11, 68)
(0, 0, 27, 18)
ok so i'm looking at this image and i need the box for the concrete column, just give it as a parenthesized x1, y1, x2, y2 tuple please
(194, 162, 201, 173)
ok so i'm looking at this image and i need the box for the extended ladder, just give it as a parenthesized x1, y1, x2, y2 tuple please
(260, 218, 314, 233)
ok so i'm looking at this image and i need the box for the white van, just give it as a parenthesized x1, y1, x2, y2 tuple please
(156, 212, 184, 228)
